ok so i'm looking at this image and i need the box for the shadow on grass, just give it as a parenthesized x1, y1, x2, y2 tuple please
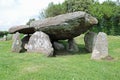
(55, 40, 90, 56)
(19, 39, 91, 56)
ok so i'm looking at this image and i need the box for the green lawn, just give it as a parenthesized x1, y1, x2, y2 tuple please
(0, 35, 120, 80)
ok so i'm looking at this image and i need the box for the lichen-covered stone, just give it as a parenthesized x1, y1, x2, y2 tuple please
(84, 32, 97, 52)
(26, 31, 54, 57)
(91, 32, 108, 60)
(9, 11, 98, 40)
(12, 32, 22, 53)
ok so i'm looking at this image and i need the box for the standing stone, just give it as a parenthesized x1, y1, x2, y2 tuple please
(84, 32, 97, 52)
(66, 39, 79, 52)
(3, 35, 7, 41)
(12, 33, 17, 41)
(12, 32, 22, 53)
(91, 32, 108, 60)
(26, 31, 54, 57)
(53, 41, 65, 50)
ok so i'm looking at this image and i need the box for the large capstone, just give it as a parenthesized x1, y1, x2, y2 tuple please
(26, 31, 54, 57)
(9, 11, 98, 40)
(12, 32, 22, 53)
(84, 32, 97, 52)
(9, 25, 35, 34)
(91, 32, 108, 60)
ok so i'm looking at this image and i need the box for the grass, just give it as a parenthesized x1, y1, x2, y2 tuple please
(0, 35, 120, 80)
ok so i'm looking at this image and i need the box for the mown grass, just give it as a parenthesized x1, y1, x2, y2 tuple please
(0, 35, 120, 80)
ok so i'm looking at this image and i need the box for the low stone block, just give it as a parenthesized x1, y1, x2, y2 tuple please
(66, 39, 79, 52)
(53, 41, 65, 50)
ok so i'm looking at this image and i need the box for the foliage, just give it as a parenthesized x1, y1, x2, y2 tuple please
(26, 18, 35, 26)
(63, 0, 94, 13)
(89, 1, 120, 35)
(0, 31, 8, 38)
(41, 0, 120, 35)
(0, 35, 120, 80)
(43, 2, 66, 17)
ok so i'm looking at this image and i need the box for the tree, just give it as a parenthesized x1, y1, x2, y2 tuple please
(64, 0, 94, 13)
(44, 2, 66, 18)
(26, 18, 35, 26)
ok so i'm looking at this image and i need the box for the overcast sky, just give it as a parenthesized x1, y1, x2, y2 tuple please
(0, 0, 116, 31)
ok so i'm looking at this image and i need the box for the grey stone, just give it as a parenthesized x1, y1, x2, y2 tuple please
(3, 35, 7, 41)
(12, 32, 22, 53)
(12, 33, 16, 41)
(26, 31, 54, 57)
(66, 39, 79, 52)
(53, 41, 65, 50)
(0, 35, 7, 41)
(91, 32, 108, 60)
(84, 32, 97, 52)
(9, 11, 98, 40)
(9, 25, 35, 34)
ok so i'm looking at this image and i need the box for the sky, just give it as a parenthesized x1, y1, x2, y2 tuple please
(0, 0, 116, 31)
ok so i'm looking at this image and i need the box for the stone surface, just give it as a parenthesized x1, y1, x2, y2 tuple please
(91, 32, 108, 60)
(0, 35, 7, 41)
(84, 32, 97, 52)
(53, 41, 65, 50)
(3, 35, 7, 41)
(9, 25, 35, 34)
(66, 39, 79, 52)
(9, 11, 98, 40)
(12, 32, 22, 53)
(26, 31, 54, 57)
(21, 35, 31, 52)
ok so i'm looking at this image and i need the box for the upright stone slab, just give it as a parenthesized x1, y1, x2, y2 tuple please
(84, 32, 97, 52)
(12, 32, 22, 53)
(91, 32, 108, 60)
(66, 39, 79, 52)
(53, 41, 65, 50)
(26, 31, 54, 57)
(3, 35, 7, 41)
